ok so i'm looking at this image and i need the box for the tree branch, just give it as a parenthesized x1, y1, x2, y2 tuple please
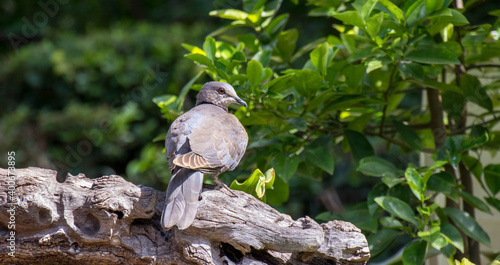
(0, 167, 370, 265)
(466, 64, 500, 70)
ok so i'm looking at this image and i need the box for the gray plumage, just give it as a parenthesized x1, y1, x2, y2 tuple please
(161, 81, 248, 230)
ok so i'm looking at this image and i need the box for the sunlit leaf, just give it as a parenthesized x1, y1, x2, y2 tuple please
(443, 207, 491, 246)
(209, 9, 249, 20)
(441, 222, 464, 253)
(203, 37, 216, 62)
(247, 60, 263, 89)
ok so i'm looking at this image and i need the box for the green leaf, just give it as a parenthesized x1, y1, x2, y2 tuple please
(181, 43, 205, 54)
(460, 74, 493, 112)
(271, 153, 300, 181)
(209, 9, 249, 20)
(203, 37, 216, 62)
(368, 183, 387, 215)
(442, 91, 465, 123)
(264, 13, 289, 37)
(427, 172, 459, 201)
(231, 169, 262, 195)
(393, 120, 422, 150)
(331, 11, 365, 29)
(263, 67, 273, 81)
(458, 190, 490, 213)
(378, 0, 404, 23)
(358, 156, 398, 178)
(410, 79, 462, 94)
(265, 174, 289, 205)
(256, 168, 275, 199)
(398, 61, 425, 80)
(305, 144, 335, 175)
(375, 196, 419, 226)
(344, 64, 366, 89)
(185, 53, 215, 68)
(345, 130, 374, 162)
(485, 197, 500, 213)
(368, 229, 401, 257)
(425, 0, 443, 14)
(243, 0, 266, 12)
(380, 216, 404, 228)
(238, 34, 259, 51)
(418, 225, 440, 243)
(402, 240, 427, 265)
(366, 12, 383, 40)
(175, 70, 204, 111)
(484, 164, 500, 196)
(422, 160, 448, 184)
(247, 60, 263, 89)
(442, 207, 490, 246)
(361, 0, 378, 19)
(441, 222, 464, 253)
(251, 49, 272, 67)
(406, 46, 460, 64)
(230, 168, 275, 202)
(153, 94, 177, 109)
(440, 23, 454, 42)
(231, 51, 247, 62)
(283, 69, 322, 97)
(461, 155, 483, 181)
(276, 29, 298, 61)
(310, 42, 329, 76)
(348, 112, 374, 132)
(405, 167, 424, 201)
(358, 156, 402, 187)
(286, 117, 307, 131)
(365, 59, 383, 73)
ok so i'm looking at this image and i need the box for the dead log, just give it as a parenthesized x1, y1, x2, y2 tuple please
(0, 167, 370, 264)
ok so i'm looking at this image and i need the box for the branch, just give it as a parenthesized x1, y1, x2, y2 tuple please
(0, 167, 370, 265)
(466, 64, 500, 70)
(449, 116, 500, 135)
(379, 63, 400, 136)
(365, 131, 434, 153)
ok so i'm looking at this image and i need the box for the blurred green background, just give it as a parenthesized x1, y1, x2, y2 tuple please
(1, 0, 499, 221)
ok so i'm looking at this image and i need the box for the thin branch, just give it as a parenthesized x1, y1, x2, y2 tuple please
(366, 122, 432, 132)
(449, 116, 500, 135)
(365, 131, 435, 153)
(379, 62, 400, 135)
(467, 64, 500, 70)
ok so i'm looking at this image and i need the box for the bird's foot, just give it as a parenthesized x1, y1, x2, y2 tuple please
(211, 176, 238, 197)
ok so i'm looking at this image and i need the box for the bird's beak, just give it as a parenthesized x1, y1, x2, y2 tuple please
(235, 97, 247, 108)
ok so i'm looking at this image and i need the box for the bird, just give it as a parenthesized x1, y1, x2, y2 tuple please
(161, 81, 248, 230)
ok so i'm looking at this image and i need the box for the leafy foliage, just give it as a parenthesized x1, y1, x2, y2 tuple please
(155, 0, 500, 263)
(0, 22, 205, 185)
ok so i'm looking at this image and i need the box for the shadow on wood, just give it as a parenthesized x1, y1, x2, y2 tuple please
(0, 167, 370, 264)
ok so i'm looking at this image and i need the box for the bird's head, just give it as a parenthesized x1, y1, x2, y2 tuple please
(196, 81, 247, 111)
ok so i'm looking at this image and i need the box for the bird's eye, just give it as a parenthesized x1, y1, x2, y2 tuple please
(217, 87, 225, 94)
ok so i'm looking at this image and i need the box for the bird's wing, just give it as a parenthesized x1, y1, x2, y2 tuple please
(165, 108, 208, 171)
(173, 104, 248, 173)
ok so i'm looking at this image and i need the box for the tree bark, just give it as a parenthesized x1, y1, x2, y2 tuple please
(0, 167, 370, 265)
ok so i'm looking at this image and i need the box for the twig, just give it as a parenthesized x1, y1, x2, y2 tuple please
(467, 64, 500, 70)
(449, 116, 500, 135)
(365, 131, 434, 153)
(379, 62, 400, 135)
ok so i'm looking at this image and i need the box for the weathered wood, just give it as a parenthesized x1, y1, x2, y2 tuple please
(0, 167, 370, 264)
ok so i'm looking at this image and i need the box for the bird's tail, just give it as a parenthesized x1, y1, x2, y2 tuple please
(161, 168, 203, 230)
